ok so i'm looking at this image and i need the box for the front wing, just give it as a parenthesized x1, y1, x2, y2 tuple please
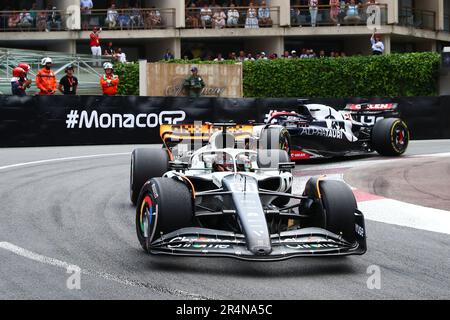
(149, 225, 367, 261)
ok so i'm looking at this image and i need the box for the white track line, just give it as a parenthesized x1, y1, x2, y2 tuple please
(358, 199, 450, 235)
(0, 153, 130, 171)
(0, 241, 209, 300)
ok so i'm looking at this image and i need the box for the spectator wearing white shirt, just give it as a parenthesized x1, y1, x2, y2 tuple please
(245, 2, 259, 29)
(258, 1, 272, 27)
(200, 4, 212, 29)
(309, 0, 318, 27)
(214, 53, 225, 61)
(227, 4, 239, 27)
(115, 48, 127, 63)
(80, 0, 93, 30)
(371, 30, 384, 55)
(105, 4, 118, 29)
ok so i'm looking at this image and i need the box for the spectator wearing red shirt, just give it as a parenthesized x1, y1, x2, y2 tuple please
(90, 27, 102, 66)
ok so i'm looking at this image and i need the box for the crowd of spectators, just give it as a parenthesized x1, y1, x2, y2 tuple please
(0, 0, 384, 31)
(186, 0, 273, 29)
(83, 1, 164, 30)
(291, 0, 381, 27)
(180, 48, 352, 61)
(0, 3, 63, 31)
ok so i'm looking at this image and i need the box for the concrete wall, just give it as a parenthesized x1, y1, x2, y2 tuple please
(376, 0, 398, 25)
(271, 0, 289, 26)
(147, 63, 243, 97)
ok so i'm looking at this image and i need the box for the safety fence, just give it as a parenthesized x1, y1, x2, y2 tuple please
(0, 95, 448, 147)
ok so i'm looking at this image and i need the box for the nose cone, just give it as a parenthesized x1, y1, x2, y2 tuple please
(251, 246, 272, 256)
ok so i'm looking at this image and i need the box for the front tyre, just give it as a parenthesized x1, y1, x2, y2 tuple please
(302, 178, 357, 243)
(136, 178, 194, 253)
(372, 118, 409, 156)
(130, 148, 169, 205)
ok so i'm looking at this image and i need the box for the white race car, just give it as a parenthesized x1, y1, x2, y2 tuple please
(129, 124, 367, 260)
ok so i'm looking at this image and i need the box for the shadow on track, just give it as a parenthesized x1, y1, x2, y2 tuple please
(144, 255, 359, 279)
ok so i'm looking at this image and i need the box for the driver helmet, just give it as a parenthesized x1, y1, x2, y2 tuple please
(212, 153, 234, 172)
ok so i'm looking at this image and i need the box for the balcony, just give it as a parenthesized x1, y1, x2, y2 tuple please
(398, 7, 436, 31)
(0, 9, 70, 32)
(185, 6, 280, 29)
(0, 8, 176, 32)
(290, 4, 388, 27)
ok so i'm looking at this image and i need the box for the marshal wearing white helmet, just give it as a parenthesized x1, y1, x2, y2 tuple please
(36, 57, 57, 95)
(100, 62, 119, 96)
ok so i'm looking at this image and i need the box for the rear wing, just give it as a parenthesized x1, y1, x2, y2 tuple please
(344, 103, 399, 112)
(160, 123, 254, 150)
(344, 103, 401, 125)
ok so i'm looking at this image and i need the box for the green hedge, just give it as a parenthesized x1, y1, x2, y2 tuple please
(243, 52, 440, 97)
(116, 53, 440, 97)
(114, 62, 139, 96)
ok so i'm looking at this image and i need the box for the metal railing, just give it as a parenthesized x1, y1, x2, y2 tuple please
(81, 8, 176, 30)
(0, 47, 112, 95)
(185, 6, 280, 29)
(290, 4, 388, 27)
(0, 10, 70, 32)
(398, 7, 436, 31)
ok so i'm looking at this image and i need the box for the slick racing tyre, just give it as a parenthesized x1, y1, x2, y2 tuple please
(372, 118, 409, 156)
(259, 127, 291, 156)
(303, 179, 357, 243)
(136, 178, 194, 253)
(130, 148, 169, 205)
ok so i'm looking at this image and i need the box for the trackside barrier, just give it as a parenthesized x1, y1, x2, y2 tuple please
(0, 95, 448, 147)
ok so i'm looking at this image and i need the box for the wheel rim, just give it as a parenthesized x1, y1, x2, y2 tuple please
(139, 195, 153, 237)
(392, 124, 409, 153)
(280, 134, 290, 153)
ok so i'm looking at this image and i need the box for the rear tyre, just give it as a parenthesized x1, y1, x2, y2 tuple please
(259, 127, 291, 156)
(257, 149, 290, 168)
(130, 148, 169, 205)
(136, 178, 194, 253)
(372, 118, 409, 156)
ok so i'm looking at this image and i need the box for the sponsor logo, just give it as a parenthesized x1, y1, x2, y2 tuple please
(66, 110, 186, 129)
(281, 237, 339, 249)
(151, 183, 159, 199)
(167, 237, 233, 249)
(358, 115, 384, 126)
(300, 127, 344, 139)
(290, 151, 311, 160)
(347, 103, 396, 111)
(165, 77, 226, 97)
(355, 224, 365, 237)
